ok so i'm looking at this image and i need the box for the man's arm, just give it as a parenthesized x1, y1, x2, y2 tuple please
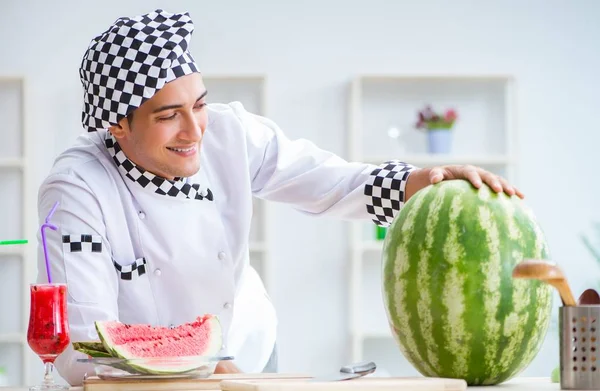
(238, 105, 418, 225)
(36, 172, 119, 386)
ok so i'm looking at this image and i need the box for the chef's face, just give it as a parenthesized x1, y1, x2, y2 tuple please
(109, 73, 208, 180)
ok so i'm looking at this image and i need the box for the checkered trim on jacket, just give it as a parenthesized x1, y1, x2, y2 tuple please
(62, 234, 103, 253)
(113, 258, 147, 280)
(104, 132, 213, 201)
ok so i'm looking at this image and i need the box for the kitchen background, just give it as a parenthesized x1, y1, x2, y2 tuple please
(0, 0, 599, 387)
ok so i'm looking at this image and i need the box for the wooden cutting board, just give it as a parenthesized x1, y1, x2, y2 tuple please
(83, 373, 310, 391)
(219, 377, 468, 391)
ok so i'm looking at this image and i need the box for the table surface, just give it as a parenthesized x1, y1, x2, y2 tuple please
(0, 377, 564, 390)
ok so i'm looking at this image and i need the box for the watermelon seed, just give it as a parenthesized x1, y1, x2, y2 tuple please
(573, 317, 578, 323)
(574, 347, 578, 352)
(593, 366, 597, 371)
(574, 337, 578, 343)
(583, 357, 587, 362)
(592, 328, 596, 333)
(574, 357, 578, 362)
(593, 318, 597, 323)
(583, 317, 588, 322)
(583, 328, 587, 332)
(583, 337, 587, 342)
(573, 327, 577, 332)
(574, 366, 578, 371)
(583, 366, 587, 372)
(592, 346, 596, 352)
(583, 347, 587, 352)
(593, 356, 597, 362)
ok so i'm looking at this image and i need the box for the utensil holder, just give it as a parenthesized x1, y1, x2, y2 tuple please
(560, 305, 600, 389)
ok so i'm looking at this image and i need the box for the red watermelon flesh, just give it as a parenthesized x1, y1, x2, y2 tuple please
(95, 314, 222, 374)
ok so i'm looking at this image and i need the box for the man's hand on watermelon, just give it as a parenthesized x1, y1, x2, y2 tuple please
(405, 164, 525, 202)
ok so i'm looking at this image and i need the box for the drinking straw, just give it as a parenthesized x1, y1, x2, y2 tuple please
(0, 239, 28, 245)
(40, 201, 59, 283)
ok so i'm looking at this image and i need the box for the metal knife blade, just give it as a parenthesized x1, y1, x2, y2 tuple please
(309, 361, 376, 382)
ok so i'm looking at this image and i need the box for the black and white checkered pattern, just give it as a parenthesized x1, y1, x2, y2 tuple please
(104, 132, 214, 201)
(79, 9, 200, 132)
(364, 160, 418, 226)
(62, 234, 103, 253)
(113, 258, 147, 280)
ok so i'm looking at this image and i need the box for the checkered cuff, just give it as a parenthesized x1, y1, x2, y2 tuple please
(364, 160, 418, 226)
(62, 235, 102, 253)
(113, 258, 147, 280)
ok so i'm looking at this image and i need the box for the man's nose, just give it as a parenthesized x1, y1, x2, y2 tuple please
(180, 111, 204, 140)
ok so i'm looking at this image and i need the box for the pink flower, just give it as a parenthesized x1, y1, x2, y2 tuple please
(422, 106, 434, 120)
(445, 109, 457, 122)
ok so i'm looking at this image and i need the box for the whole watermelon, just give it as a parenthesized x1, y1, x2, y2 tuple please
(381, 179, 553, 386)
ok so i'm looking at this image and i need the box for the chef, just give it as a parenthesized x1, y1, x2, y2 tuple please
(35, 9, 522, 386)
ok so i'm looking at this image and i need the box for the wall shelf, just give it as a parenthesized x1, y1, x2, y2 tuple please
(0, 333, 25, 344)
(0, 246, 26, 257)
(0, 159, 24, 168)
(249, 242, 268, 253)
(0, 75, 32, 387)
(346, 73, 517, 375)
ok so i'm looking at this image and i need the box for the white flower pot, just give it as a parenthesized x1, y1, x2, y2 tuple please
(427, 129, 452, 154)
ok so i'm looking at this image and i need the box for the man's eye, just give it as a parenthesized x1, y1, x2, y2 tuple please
(159, 113, 177, 121)
(194, 103, 206, 110)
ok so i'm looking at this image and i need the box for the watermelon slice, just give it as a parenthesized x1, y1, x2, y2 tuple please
(94, 314, 223, 374)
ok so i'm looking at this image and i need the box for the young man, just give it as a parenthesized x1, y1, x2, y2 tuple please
(36, 9, 522, 386)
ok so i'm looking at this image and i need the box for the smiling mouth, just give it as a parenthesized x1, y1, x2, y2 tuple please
(167, 145, 197, 153)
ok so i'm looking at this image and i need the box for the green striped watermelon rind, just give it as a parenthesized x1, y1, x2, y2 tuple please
(381, 179, 553, 386)
(72, 341, 112, 358)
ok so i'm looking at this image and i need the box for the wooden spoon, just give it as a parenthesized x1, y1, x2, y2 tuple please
(512, 259, 576, 306)
(578, 288, 600, 305)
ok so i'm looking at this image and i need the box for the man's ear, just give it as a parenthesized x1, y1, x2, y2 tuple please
(108, 117, 130, 139)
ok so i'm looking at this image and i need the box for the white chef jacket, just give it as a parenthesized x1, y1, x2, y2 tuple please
(36, 101, 415, 386)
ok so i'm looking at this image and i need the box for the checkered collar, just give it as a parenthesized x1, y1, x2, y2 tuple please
(104, 131, 213, 201)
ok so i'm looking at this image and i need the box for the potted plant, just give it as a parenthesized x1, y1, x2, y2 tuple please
(415, 105, 458, 154)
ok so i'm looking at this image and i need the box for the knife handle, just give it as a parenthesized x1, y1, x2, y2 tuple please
(340, 361, 377, 374)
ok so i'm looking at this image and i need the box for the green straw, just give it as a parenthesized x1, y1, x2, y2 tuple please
(0, 240, 28, 245)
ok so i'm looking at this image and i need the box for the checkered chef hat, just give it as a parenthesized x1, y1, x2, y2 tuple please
(79, 9, 200, 132)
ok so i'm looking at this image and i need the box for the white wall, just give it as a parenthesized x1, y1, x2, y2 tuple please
(1, 0, 599, 385)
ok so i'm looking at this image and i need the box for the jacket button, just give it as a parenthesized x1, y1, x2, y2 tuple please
(218, 251, 226, 261)
(139, 211, 146, 220)
(223, 302, 232, 310)
(154, 268, 162, 277)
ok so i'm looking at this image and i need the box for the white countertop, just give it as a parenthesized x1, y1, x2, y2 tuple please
(0, 377, 563, 390)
